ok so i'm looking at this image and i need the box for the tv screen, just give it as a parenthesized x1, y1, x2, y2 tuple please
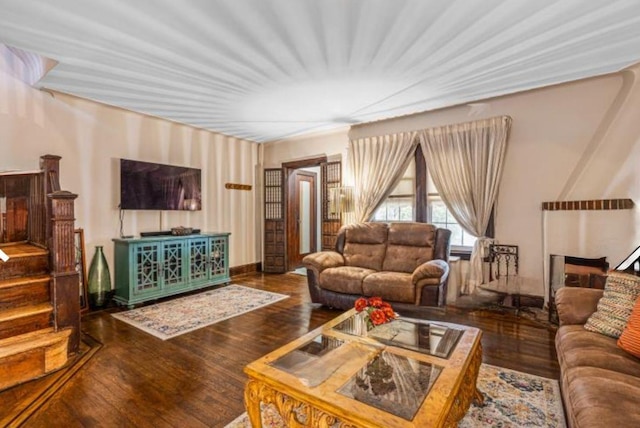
(120, 159, 202, 210)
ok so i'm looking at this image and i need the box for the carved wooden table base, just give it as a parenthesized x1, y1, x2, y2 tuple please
(245, 342, 483, 428)
(243, 310, 483, 428)
(444, 343, 483, 427)
(245, 379, 357, 428)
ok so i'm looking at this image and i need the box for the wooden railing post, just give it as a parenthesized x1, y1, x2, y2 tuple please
(40, 154, 62, 249)
(48, 190, 80, 354)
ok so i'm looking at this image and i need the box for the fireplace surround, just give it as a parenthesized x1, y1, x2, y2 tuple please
(548, 254, 609, 324)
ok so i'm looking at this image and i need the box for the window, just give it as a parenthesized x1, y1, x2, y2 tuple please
(372, 159, 415, 222)
(372, 196, 414, 221)
(371, 145, 484, 252)
(427, 196, 477, 250)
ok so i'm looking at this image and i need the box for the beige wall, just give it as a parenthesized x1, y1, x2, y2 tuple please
(264, 65, 640, 302)
(6, 40, 638, 302)
(0, 52, 260, 278)
(262, 127, 350, 169)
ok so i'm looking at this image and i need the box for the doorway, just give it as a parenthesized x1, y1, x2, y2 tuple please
(262, 157, 342, 274)
(286, 169, 318, 269)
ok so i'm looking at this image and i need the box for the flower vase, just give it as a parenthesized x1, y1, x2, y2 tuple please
(88, 245, 112, 309)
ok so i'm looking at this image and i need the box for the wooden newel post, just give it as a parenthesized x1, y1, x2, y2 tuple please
(48, 190, 80, 354)
(40, 154, 62, 248)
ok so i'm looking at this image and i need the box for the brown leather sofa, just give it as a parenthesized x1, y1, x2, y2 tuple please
(555, 287, 640, 427)
(302, 222, 451, 310)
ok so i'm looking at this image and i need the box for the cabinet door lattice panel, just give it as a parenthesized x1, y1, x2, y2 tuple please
(189, 238, 209, 282)
(209, 237, 228, 277)
(113, 233, 231, 308)
(163, 241, 185, 287)
(134, 243, 160, 294)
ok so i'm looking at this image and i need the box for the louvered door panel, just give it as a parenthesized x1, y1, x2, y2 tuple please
(321, 161, 342, 251)
(264, 168, 285, 272)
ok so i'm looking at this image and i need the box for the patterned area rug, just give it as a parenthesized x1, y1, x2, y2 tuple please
(225, 363, 566, 428)
(111, 285, 288, 340)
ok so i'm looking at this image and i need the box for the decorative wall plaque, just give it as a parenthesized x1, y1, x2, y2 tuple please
(225, 183, 252, 191)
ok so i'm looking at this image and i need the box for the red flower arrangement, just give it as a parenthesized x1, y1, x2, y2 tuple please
(354, 297, 397, 329)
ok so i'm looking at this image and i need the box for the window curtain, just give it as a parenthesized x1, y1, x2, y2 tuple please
(348, 132, 417, 223)
(418, 116, 512, 294)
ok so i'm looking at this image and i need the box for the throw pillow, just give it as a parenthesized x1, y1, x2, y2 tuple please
(618, 296, 640, 358)
(584, 272, 640, 338)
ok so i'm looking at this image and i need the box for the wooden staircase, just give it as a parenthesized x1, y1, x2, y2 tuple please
(0, 155, 80, 391)
(0, 244, 72, 390)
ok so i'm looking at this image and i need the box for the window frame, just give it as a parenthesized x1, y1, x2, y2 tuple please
(426, 193, 478, 254)
(372, 194, 415, 222)
(371, 144, 493, 255)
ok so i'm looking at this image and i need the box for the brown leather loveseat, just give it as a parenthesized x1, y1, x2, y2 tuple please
(302, 222, 451, 310)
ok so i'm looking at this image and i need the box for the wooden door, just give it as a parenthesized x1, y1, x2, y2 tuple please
(287, 170, 317, 269)
(263, 168, 286, 273)
(321, 161, 342, 250)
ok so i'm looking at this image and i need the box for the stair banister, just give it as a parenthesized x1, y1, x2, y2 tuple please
(49, 190, 80, 353)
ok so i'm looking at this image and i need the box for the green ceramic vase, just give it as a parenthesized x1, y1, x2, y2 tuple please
(88, 245, 111, 309)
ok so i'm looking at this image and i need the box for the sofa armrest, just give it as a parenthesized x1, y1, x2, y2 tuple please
(555, 287, 604, 326)
(302, 251, 345, 274)
(412, 259, 449, 284)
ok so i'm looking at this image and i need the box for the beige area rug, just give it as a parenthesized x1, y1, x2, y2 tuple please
(225, 363, 566, 428)
(111, 285, 288, 340)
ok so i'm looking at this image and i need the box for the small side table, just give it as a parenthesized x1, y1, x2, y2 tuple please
(479, 276, 544, 315)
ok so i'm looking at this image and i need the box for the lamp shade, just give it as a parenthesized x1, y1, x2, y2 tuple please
(329, 186, 354, 214)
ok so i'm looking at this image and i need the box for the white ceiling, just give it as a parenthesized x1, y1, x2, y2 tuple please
(1, 0, 640, 143)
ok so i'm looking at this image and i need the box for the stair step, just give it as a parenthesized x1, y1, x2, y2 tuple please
(0, 275, 50, 310)
(0, 274, 50, 290)
(0, 303, 53, 340)
(0, 243, 49, 281)
(0, 328, 71, 391)
(0, 243, 48, 258)
(0, 303, 53, 323)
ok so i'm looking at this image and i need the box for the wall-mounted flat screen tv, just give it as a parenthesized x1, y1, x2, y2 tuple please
(120, 159, 202, 211)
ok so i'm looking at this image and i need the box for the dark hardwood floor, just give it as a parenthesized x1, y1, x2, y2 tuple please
(3, 272, 559, 427)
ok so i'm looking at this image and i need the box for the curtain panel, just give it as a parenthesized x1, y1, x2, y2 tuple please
(419, 115, 512, 293)
(348, 132, 418, 223)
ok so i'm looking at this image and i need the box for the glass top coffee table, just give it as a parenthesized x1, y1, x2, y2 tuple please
(244, 309, 483, 427)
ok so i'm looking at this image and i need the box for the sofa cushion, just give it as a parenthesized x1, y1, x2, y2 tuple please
(412, 260, 447, 284)
(382, 223, 436, 273)
(556, 325, 640, 377)
(618, 295, 640, 358)
(302, 251, 345, 273)
(555, 287, 603, 326)
(362, 271, 414, 303)
(584, 272, 640, 338)
(342, 223, 388, 271)
(319, 266, 376, 295)
(562, 366, 640, 428)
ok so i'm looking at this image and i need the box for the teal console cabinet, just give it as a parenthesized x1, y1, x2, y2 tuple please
(112, 233, 230, 308)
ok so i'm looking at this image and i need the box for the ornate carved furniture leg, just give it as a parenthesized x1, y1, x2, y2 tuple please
(244, 379, 263, 428)
(444, 342, 483, 426)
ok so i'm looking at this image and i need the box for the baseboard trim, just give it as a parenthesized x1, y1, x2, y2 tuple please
(230, 262, 262, 277)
